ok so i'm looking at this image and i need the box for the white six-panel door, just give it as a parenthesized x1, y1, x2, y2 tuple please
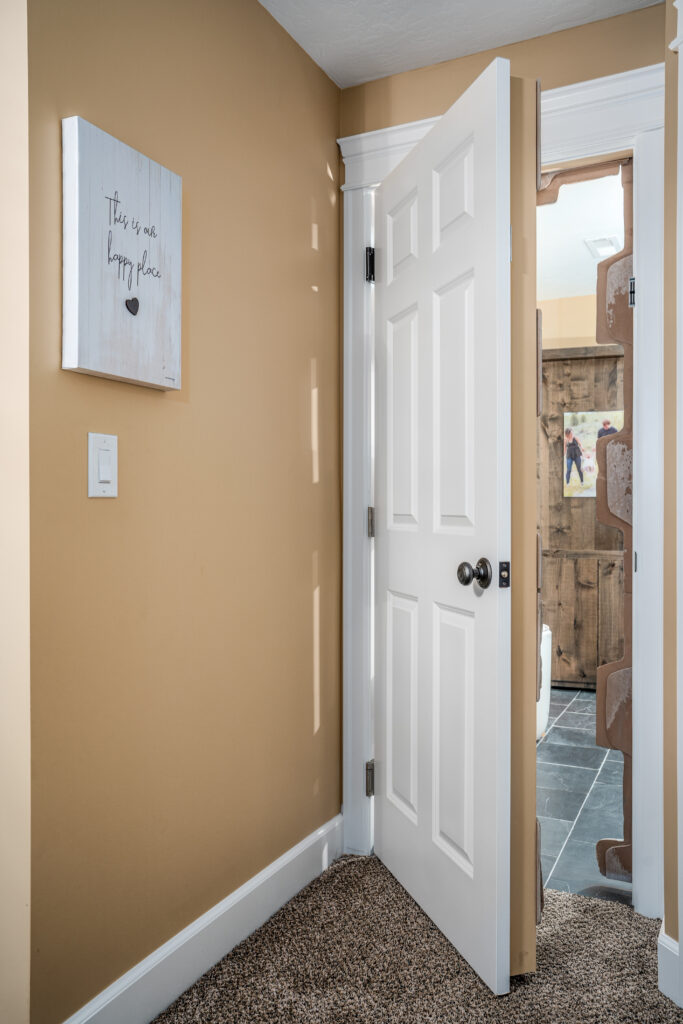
(373, 58, 511, 995)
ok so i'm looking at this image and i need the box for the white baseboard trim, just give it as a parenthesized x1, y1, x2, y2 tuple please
(62, 814, 344, 1024)
(658, 925, 681, 1006)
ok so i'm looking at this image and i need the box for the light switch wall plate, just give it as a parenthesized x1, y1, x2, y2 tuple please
(88, 433, 118, 497)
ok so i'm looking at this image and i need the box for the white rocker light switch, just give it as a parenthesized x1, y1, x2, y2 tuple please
(98, 450, 112, 483)
(88, 433, 118, 497)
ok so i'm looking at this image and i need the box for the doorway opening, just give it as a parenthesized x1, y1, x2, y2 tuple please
(340, 62, 665, 986)
(536, 159, 632, 904)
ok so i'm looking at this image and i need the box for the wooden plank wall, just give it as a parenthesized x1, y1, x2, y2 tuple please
(539, 345, 624, 688)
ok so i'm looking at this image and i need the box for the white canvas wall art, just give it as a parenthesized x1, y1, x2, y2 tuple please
(62, 116, 182, 390)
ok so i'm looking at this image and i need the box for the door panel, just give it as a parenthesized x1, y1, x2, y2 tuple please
(432, 601, 474, 872)
(374, 58, 511, 995)
(386, 590, 418, 822)
(387, 307, 418, 525)
(434, 272, 474, 528)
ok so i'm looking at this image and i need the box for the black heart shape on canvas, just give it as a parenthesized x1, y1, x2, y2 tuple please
(125, 297, 140, 316)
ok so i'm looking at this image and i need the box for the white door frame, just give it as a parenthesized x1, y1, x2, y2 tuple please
(339, 63, 665, 918)
(665, 1, 683, 1008)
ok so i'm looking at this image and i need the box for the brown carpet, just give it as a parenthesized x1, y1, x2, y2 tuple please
(153, 855, 683, 1023)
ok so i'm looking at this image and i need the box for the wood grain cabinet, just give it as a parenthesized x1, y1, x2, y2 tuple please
(539, 345, 624, 689)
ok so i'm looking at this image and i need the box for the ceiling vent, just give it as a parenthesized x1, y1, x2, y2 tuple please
(584, 236, 621, 260)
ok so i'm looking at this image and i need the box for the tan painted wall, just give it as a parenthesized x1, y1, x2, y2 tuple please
(0, 2, 31, 1022)
(539, 296, 598, 349)
(28, 1, 341, 1021)
(339, 3, 667, 974)
(340, 6, 665, 137)
(663, 0, 678, 943)
(25, 1, 677, 1016)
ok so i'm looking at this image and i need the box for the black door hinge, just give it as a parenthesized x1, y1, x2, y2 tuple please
(499, 561, 510, 588)
(629, 277, 636, 308)
(365, 246, 375, 283)
(365, 759, 375, 797)
(367, 506, 376, 538)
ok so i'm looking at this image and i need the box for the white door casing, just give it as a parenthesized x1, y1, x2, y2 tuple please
(373, 58, 511, 995)
(669, 1, 683, 1008)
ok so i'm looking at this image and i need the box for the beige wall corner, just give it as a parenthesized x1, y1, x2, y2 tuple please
(664, 0, 679, 945)
(0, 1, 31, 1022)
(339, 6, 666, 138)
(510, 75, 539, 977)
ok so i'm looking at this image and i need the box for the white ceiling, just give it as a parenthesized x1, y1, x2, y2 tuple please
(537, 174, 625, 301)
(256, 0, 661, 88)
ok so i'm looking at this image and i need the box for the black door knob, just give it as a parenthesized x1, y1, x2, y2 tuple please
(457, 561, 474, 585)
(457, 557, 493, 589)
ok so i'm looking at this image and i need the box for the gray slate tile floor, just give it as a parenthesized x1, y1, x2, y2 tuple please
(537, 686, 631, 904)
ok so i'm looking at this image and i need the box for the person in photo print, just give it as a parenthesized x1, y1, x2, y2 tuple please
(598, 418, 618, 438)
(564, 427, 584, 485)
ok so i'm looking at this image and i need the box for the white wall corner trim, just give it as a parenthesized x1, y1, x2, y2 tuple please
(659, 928, 680, 1005)
(673, 0, 683, 1012)
(61, 815, 343, 1024)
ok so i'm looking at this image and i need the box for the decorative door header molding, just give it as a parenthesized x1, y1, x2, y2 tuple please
(338, 63, 665, 191)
